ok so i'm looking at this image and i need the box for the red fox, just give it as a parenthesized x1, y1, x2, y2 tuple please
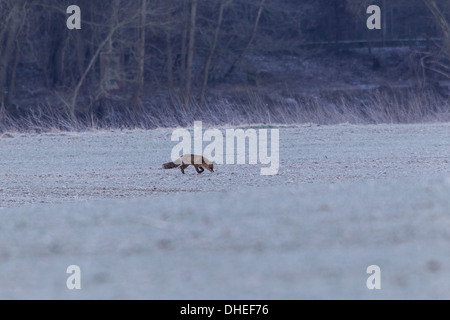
(162, 154, 214, 174)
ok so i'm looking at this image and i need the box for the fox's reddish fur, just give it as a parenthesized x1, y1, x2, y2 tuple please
(162, 154, 214, 174)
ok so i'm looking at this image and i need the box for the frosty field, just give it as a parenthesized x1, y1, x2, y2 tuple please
(0, 123, 449, 299)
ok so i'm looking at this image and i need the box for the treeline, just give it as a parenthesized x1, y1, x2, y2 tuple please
(0, 0, 449, 129)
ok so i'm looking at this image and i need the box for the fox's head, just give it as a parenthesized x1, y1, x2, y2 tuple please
(206, 163, 214, 172)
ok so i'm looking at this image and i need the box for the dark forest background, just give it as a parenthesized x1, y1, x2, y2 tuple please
(0, 0, 449, 131)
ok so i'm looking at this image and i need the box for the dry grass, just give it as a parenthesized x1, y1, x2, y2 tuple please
(0, 87, 449, 133)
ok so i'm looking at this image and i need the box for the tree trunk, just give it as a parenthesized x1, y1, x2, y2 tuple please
(6, 38, 21, 112)
(199, 0, 225, 109)
(166, 29, 175, 107)
(53, 32, 69, 87)
(184, 0, 198, 108)
(0, 0, 24, 112)
(134, 0, 147, 117)
(75, 32, 86, 84)
(179, 0, 189, 104)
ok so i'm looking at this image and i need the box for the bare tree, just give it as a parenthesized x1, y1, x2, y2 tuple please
(199, 0, 226, 108)
(69, 2, 139, 122)
(179, 0, 189, 104)
(222, 0, 265, 81)
(184, 0, 198, 108)
(166, 24, 176, 107)
(133, 0, 148, 116)
(0, 0, 26, 114)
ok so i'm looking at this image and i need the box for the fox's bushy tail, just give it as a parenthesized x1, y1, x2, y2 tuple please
(162, 161, 180, 169)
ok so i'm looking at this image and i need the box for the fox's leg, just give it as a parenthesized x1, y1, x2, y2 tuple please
(194, 165, 204, 174)
(180, 163, 188, 174)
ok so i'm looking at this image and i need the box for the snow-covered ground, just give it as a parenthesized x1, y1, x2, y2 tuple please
(0, 123, 449, 299)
